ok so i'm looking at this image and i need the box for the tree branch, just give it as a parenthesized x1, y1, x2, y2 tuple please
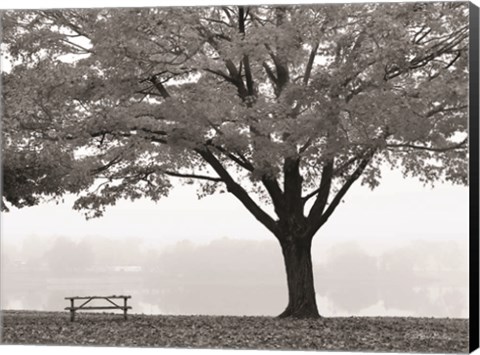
(225, 59, 248, 98)
(243, 55, 255, 96)
(208, 144, 254, 171)
(303, 41, 319, 85)
(304, 150, 374, 240)
(261, 176, 285, 219)
(90, 154, 123, 175)
(149, 75, 171, 98)
(197, 148, 278, 234)
(59, 38, 94, 54)
(305, 159, 334, 217)
(239, 6, 255, 97)
(162, 170, 222, 182)
(205, 68, 238, 85)
(208, 142, 284, 221)
(332, 155, 361, 176)
(385, 26, 468, 80)
(263, 61, 278, 86)
(386, 138, 467, 152)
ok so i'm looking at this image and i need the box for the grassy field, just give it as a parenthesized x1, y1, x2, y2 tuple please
(0, 310, 469, 353)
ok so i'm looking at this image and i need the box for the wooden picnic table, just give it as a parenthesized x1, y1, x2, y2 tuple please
(65, 295, 132, 321)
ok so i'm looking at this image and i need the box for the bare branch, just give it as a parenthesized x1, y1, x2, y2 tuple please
(149, 75, 171, 98)
(90, 155, 123, 175)
(208, 143, 254, 171)
(305, 159, 333, 217)
(303, 42, 319, 85)
(162, 170, 222, 182)
(205, 68, 238, 85)
(263, 61, 277, 85)
(387, 138, 467, 152)
(304, 150, 375, 240)
(197, 148, 278, 234)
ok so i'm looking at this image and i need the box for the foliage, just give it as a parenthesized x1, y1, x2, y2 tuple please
(1, 3, 469, 228)
(1, 311, 469, 352)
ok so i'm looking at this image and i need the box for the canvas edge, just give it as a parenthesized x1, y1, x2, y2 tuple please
(469, 1, 480, 353)
(0, 2, 476, 354)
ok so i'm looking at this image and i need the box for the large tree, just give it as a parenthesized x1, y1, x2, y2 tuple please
(1, 3, 469, 318)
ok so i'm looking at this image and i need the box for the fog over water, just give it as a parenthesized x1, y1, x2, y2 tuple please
(1, 236, 468, 318)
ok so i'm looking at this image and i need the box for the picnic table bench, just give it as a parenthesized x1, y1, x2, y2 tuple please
(65, 295, 132, 322)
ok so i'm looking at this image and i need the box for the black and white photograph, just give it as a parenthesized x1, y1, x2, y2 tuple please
(0, 0, 478, 354)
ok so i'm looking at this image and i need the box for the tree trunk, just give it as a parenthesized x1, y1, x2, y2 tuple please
(278, 236, 320, 318)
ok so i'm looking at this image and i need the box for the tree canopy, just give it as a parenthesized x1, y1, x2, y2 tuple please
(2, 3, 468, 216)
(1, 2, 470, 317)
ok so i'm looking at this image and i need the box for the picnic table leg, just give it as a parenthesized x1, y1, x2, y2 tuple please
(123, 298, 128, 320)
(70, 299, 75, 322)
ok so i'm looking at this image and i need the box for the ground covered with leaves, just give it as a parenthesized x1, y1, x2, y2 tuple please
(1, 311, 468, 353)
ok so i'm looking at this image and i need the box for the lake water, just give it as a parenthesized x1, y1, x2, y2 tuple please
(1, 270, 468, 318)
